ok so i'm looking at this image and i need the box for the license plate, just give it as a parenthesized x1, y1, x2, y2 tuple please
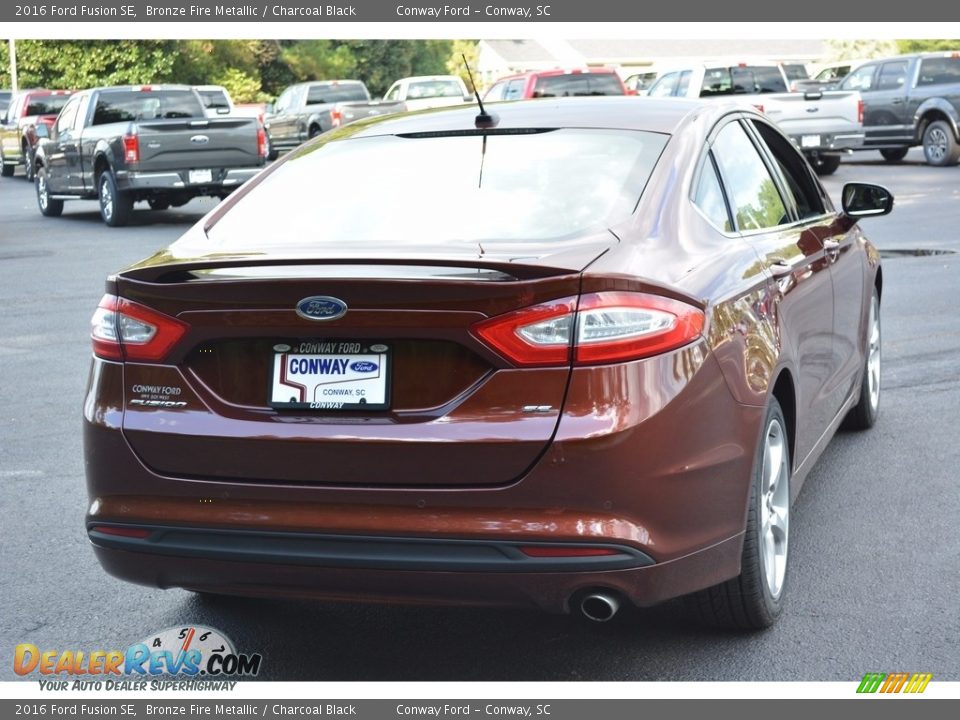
(188, 169, 213, 184)
(800, 135, 821, 148)
(269, 341, 389, 411)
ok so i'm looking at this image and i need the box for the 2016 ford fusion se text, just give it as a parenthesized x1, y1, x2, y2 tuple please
(83, 97, 890, 629)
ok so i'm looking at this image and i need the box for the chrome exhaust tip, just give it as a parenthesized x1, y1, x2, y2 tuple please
(580, 592, 621, 622)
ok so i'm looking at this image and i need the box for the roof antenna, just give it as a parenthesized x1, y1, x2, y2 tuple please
(462, 53, 497, 129)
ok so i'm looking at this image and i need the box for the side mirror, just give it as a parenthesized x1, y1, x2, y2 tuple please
(35, 124, 50, 139)
(842, 182, 894, 218)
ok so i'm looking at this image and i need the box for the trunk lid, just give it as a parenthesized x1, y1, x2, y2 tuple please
(117, 238, 611, 488)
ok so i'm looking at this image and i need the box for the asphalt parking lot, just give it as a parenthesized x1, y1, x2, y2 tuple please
(0, 148, 958, 681)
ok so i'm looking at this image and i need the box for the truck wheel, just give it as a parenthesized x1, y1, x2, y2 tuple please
(880, 147, 909, 162)
(308, 124, 322, 139)
(265, 135, 278, 161)
(922, 120, 960, 166)
(36, 167, 64, 217)
(98, 171, 133, 227)
(23, 145, 35, 182)
(810, 154, 841, 176)
(684, 397, 791, 629)
(0, 148, 13, 177)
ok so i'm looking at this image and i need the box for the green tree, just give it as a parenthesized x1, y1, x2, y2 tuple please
(446, 40, 480, 92)
(896, 39, 960, 53)
(823, 39, 897, 61)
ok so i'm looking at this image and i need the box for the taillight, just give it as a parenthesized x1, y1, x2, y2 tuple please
(857, 98, 865, 125)
(472, 292, 704, 367)
(330, 108, 343, 128)
(123, 133, 139, 164)
(257, 125, 267, 158)
(90, 294, 188, 362)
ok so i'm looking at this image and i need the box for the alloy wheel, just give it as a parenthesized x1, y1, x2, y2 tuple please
(760, 418, 790, 600)
(867, 294, 881, 412)
(926, 127, 948, 162)
(100, 176, 113, 221)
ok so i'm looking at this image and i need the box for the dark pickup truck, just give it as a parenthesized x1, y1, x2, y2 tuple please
(264, 80, 405, 157)
(838, 51, 960, 165)
(1, 89, 73, 181)
(33, 85, 267, 226)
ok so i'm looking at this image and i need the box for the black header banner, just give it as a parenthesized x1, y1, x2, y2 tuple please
(3, 0, 949, 23)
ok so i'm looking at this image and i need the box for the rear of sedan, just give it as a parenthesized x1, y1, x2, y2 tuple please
(83, 100, 756, 621)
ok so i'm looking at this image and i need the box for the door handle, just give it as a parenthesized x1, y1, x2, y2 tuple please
(823, 239, 841, 261)
(769, 259, 793, 278)
(891, 98, 904, 105)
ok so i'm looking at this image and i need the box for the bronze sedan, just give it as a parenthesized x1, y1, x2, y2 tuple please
(83, 98, 890, 629)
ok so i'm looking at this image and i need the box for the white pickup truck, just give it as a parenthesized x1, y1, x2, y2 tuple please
(648, 63, 865, 175)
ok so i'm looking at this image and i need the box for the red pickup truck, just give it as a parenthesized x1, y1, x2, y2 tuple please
(0, 89, 73, 180)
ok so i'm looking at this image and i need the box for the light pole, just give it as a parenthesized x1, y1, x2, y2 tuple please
(8, 39, 17, 93)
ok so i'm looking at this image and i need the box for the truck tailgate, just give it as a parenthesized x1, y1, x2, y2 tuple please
(136, 118, 260, 170)
(762, 91, 863, 138)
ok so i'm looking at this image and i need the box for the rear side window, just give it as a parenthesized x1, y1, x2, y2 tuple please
(917, 56, 960, 86)
(693, 154, 733, 232)
(781, 64, 809, 81)
(92, 91, 204, 124)
(711, 121, 788, 231)
(877, 61, 909, 91)
(25, 94, 71, 116)
(306, 84, 369, 104)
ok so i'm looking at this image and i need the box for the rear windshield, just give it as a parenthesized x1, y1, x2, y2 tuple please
(25, 94, 72, 116)
(306, 84, 369, 104)
(917, 56, 960, 86)
(92, 90, 205, 125)
(701, 66, 787, 96)
(406, 80, 464, 99)
(206, 129, 667, 248)
(533, 73, 624, 97)
(781, 64, 809, 81)
(196, 89, 230, 110)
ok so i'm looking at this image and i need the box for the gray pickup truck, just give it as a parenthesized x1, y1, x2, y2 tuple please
(837, 51, 960, 166)
(33, 85, 266, 226)
(263, 80, 405, 157)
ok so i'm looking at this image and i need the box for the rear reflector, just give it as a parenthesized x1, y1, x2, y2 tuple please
(90, 526, 151, 539)
(472, 292, 704, 367)
(90, 294, 189, 362)
(519, 545, 621, 557)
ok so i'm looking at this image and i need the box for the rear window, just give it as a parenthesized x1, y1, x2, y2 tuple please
(701, 66, 787, 96)
(25, 94, 72, 116)
(196, 89, 230, 110)
(406, 80, 464, 99)
(306, 84, 369, 104)
(92, 90, 204, 125)
(205, 129, 667, 248)
(917, 56, 960, 86)
(781, 64, 809, 81)
(533, 73, 624, 97)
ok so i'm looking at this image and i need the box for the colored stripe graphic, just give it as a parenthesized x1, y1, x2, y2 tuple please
(857, 672, 932, 693)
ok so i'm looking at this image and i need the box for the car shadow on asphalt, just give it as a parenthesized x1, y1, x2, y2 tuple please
(56, 207, 208, 227)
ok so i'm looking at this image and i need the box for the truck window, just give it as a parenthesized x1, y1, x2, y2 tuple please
(197, 89, 230, 111)
(701, 66, 787, 96)
(917, 56, 960, 86)
(648, 72, 680, 97)
(53, 96, 80, 137)
(92, 90, 204, 125)
(841, 64, 876, 92)
(25, 94, 71, 117)
(407, 80, 464, 99)
(587, 74, 625, 95)
(484, 81, 507, 101)
(877, 61, 909, 91)
(306, 84, 369, 104)
(505, 79, 526, 100)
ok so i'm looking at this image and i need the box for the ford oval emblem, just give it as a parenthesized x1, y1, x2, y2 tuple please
(296, 296, 348, 321)
(349, 361, 378, 373)
(190, 134, 210, 144)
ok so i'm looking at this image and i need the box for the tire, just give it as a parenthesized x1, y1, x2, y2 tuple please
(810, 154, 841, 176)
(308, 124, 322, 139)
(685, 398, 790, 630)
(35, 166, 64, 217)
(98, 170, 133, 227)
(843, 288, 881, 431)
(265, 134, 278, 162)
(880, 147, 909, 162)
(0, 148, 13, 177)
(23, 146, 35, 182)
(922, 120, 960, 166)
(148, 198, 170, 211)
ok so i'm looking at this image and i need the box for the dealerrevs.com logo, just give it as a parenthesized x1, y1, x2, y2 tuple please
(14, 626, 262, 690)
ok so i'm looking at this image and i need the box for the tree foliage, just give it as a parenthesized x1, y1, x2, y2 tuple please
(2, 39, 456, 100)
(446, 40, 481, 92)
(896, 39, 960, 53)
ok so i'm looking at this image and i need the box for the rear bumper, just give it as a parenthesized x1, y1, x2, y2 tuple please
(788, 131, 865, 153)
(90, 532, 742, 614)
(116, 167, 261, 192)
